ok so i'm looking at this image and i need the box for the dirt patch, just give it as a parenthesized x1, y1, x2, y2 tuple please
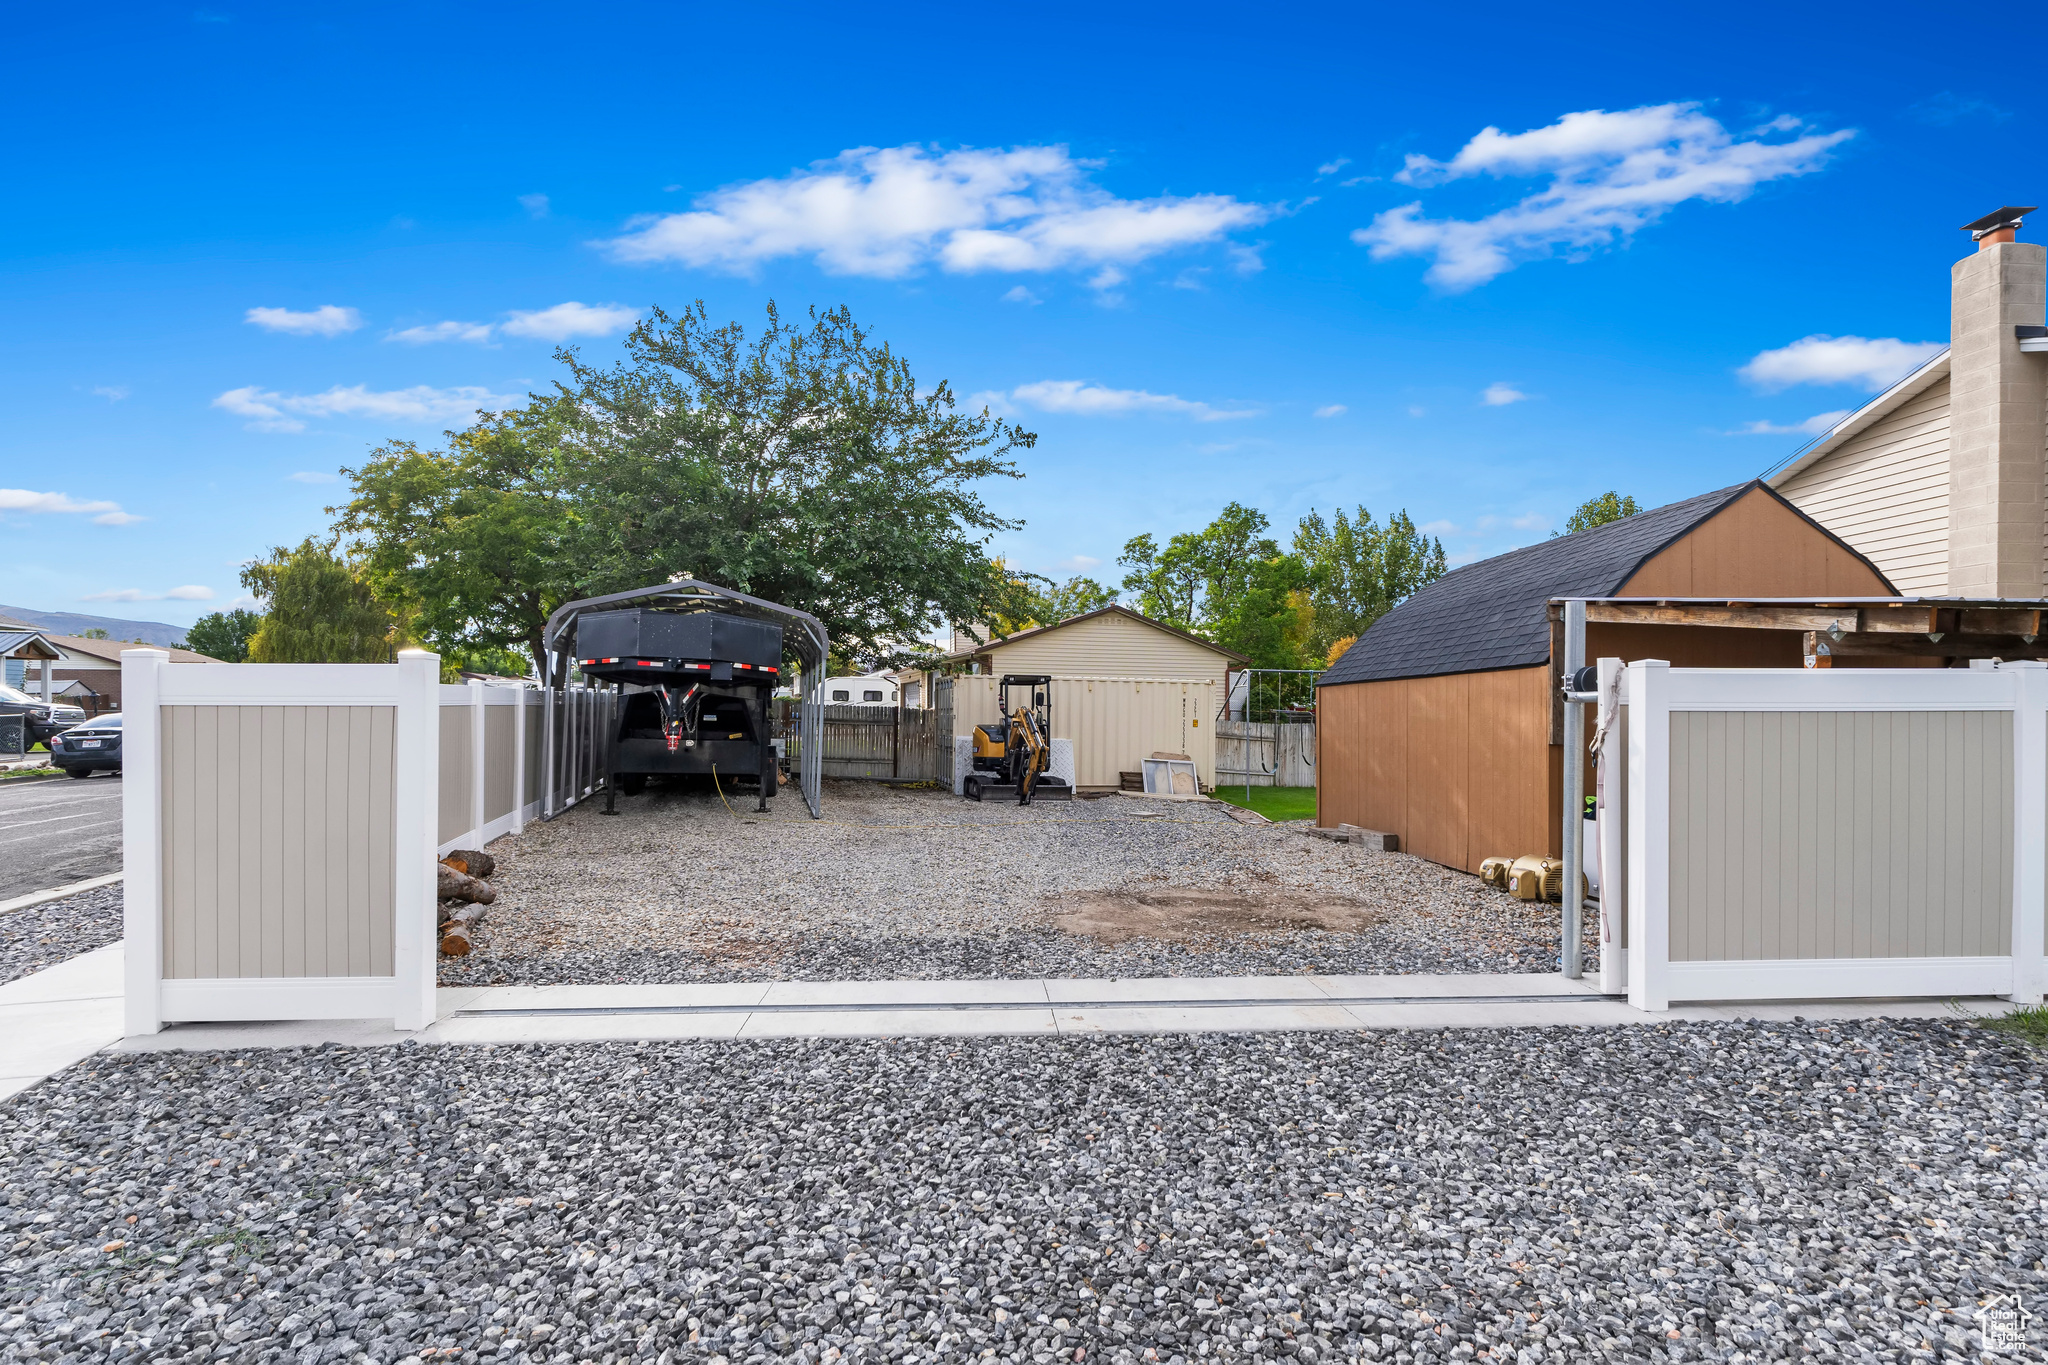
(1052, 887, 1382, 944)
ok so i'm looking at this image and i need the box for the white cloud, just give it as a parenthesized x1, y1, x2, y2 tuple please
(518, 192, 550, 218)
(213, 383, 519, 432)
(1001, 285, 1042, 305)
(1003, 379, 1259, 422)
(1316, 157, 1351, 177)
(1481, 382, 1529, 406)
(1737, 334, 1945, 391)
(1062, 555, 1102, 571)
(388, 320, 496, 345)
(245, 305, 364, 336)
(0, 488, 140, 525)
(288, 470, 341, 483)
(1729, 409, 1852, 436)
(598, 144, 1272, 285)
(1313, 404, 1347, 418)
(1355, 103, 1854, 289)
(92, 385, 129, 401)
(499, 301, 641, 341)
(82, 585, 214, 603)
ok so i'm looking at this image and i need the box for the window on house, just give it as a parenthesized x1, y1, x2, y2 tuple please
(904, 683, 921, 707)
(863, 689, 883, 702)
(831, 689, 850, 701)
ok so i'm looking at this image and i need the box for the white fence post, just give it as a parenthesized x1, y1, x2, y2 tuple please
(1594, 655, 1627, 996)
(1624, 659, 1670, 1012)
(469, 677, 487, 849)
(2008, 662, 2047, 1005)
(512, 689, 529, 834)
(120, 648, 168, 1036)
(393, 650, 440, 1030)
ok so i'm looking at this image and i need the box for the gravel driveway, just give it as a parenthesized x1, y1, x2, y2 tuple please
(441, 784, 1583, 986)
(3, 1019, 2040, 1363)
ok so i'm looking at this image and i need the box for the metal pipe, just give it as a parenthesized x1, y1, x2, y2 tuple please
(1561, 599, 1587, 980)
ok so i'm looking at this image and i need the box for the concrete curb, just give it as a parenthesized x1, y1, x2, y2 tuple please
(0, 872, 125, 917)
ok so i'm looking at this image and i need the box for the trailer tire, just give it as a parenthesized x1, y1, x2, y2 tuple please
(963, 775, 984, 802)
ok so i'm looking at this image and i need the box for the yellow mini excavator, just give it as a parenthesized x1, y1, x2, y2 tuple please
(963, 674, 1072, 803)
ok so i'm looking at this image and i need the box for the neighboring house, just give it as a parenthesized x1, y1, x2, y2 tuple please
(1316, 481, 1895, 873)
(0, 616, 223, 712)
(1769, 206, 2047, 596)
(928, 604, 1244, 706)
(0, 629, 63, 700)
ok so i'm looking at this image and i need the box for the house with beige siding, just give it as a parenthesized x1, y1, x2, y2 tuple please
(919, 605, 1245, 790)
(1770, 206, 2047, 595)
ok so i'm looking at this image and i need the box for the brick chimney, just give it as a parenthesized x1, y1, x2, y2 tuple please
(1948, 206, 2048, 597)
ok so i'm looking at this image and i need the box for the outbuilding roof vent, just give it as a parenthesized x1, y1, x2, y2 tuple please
(1963, 205, 2036, 247)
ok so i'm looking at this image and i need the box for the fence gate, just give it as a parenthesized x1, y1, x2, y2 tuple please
(774, 697, 952, 782)
(1215, 718, 1315, 787)
(1610, 659, 2046, 1010)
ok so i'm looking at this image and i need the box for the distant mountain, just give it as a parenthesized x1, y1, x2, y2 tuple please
(0, 604, 190, 647)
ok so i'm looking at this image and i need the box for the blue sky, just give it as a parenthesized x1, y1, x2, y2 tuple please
(2, 1, 2035, 628)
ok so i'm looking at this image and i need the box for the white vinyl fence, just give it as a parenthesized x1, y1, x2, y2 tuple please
(1597, 659, 2046, 1010)
(122, 651, 590, 1035)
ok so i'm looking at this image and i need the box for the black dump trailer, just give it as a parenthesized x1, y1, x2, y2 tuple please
(574, 607, 784, 812)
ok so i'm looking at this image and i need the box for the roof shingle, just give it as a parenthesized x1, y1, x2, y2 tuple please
(1320, 483, 1755, 686)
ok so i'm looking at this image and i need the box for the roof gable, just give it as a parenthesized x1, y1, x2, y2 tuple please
(945, 604, 1247, 664)
(1763, 350, 1951, 488)
(1320, 481, 1862, 686)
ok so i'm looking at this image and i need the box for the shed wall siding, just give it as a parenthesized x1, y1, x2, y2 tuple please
(1316, 667, 1553, 873)
(1773, 378, 1952, 595)
(1668, 709, 2012, 960)
(160, 704, 396, 979)
(1620, 485, 1896, 598)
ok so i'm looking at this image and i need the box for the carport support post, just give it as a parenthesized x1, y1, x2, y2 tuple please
(1560, 599, 1586, 980)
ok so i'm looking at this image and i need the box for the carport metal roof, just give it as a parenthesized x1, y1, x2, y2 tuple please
(540, 580, 831, 819)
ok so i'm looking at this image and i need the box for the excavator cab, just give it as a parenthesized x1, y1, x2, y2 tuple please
(964, 674, 1071, 803)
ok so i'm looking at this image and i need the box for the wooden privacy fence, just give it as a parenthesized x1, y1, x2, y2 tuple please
(1215, 719, 1315, 787)
(1597, 659, 2046, 1009)
(774, 698, 953, 782)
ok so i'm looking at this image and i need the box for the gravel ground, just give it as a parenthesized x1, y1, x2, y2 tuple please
(0, 884, 122, 986)
(3, 1019, 2042, 1364)
(442, 784, 1587, 986)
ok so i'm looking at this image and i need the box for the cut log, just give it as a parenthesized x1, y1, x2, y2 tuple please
(436, 866, 497, 904)
(438, 926, 473, 956)
(441, 849, 497, 879)
(440, 902, 486, 930)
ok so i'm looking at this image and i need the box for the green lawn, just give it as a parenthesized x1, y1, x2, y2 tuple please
(1210, 784, 1317, 822)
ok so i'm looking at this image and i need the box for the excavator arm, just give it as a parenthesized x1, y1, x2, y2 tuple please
(1006, 705, 1049, 804)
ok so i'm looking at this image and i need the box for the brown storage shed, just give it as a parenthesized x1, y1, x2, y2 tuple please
(1315, 481, 1897, 873)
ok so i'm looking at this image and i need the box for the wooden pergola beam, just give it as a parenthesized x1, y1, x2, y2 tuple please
(1585, 603, 1859, 632)
(1803, 630, 2045, 662)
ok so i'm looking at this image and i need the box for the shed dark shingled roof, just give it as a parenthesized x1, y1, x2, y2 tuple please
(1322, 483, 1761, 686)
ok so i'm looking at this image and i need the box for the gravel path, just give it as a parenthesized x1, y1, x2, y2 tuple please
(0, 884, 122, 986)
(442, 785, 1586, 986)
(3, 1019, 2041, 1363)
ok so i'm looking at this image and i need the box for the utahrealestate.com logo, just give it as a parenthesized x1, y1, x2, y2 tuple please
(1977, 1294, 2031, 1352)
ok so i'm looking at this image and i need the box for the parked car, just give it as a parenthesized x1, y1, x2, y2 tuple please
(0, 682, 87, 747)
(48, 714, 122, 777)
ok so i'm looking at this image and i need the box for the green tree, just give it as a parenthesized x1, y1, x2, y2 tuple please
(79, 628, 110, 640)
(557, 301, 1033, 668)
(335, 402, 580, 678)
(1120, 503, 1312, 667)
(982, 560, 1117, 635)
(183, 608, 261, 662)
(1292, 506, 1447, 658)
(240, 538, 403, 663)
(1559, 491, 1642, 536)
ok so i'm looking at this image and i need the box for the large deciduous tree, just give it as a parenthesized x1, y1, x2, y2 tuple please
(1119, 503, 1313, 668)
(183, 608, 261, 662)
(334, 404, 579, 678)
(1291, 506, 1447, 660)
(240, 538, 403, 663)
(556, 302, 1033, 665)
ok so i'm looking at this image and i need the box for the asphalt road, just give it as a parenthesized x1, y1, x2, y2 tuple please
(0, 774, 122, 901)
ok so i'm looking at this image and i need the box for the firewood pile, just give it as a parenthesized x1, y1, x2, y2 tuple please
(437, 848, 497, 956)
